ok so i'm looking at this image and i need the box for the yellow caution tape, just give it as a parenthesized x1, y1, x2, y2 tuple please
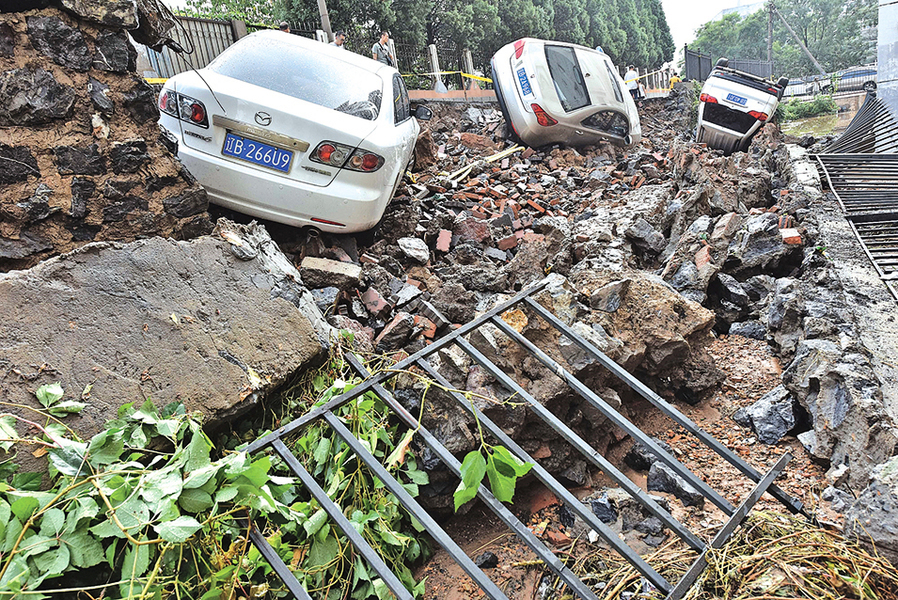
(623, 67, 668, 84)
(402, 70, 493, 84)
(145, 77, 168, 84)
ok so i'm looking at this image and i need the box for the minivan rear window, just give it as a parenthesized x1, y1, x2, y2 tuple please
(545, 45, 590, 112)
(208, 35, 383, 121)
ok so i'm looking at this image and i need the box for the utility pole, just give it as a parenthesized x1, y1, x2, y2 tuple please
(771, 2, 826, 76)
(766, 2, 773, 64)
(316, 0, 333, 39)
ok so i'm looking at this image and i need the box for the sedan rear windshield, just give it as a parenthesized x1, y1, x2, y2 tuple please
(208, 36, 383, 121)
(545, 45, 590, 112)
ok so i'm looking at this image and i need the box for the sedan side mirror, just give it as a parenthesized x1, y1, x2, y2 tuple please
(414, 105, 433, 121)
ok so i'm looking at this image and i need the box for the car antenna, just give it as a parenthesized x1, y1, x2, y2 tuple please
(157, 3, 228, 115)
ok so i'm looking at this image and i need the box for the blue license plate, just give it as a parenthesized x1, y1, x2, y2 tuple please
(725, 93, 747, 106)
(222, 132, 293, 173)
(517, 68, 532, 96)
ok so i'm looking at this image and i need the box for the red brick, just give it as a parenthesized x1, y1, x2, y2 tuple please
(546, 530, 572, 546)
(405, 278, 422, 288)
(695, 246, 713, 270)
(522, 232, 545, 243)
(526, 199, 546, 213)
(522, 147, 535, 159)
(454, 217, 492, 244)
(361, 288, 391, 318)
(497, 234, 518, 250)
(360, 253, 380, 264)
(436, 229, 452, 252)
(711, 212, 741, 241)
(413, 315, 437, 339)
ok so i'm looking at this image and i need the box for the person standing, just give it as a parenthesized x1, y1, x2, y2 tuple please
(330, 31, 347, 49)
(371, 31, 395, 66)
(278, 21, 290, 33)
(624, 65, 639, 100)
(669, 71, 682, 89)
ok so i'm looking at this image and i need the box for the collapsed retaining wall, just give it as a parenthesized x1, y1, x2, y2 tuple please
(0, 3, 210, 272)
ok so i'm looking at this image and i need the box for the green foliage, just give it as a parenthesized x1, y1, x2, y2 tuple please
(690, 0, 877, 78)
(775, 94, 839, 121)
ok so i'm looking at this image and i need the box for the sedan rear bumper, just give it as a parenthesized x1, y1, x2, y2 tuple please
(176, 138, 394, 233)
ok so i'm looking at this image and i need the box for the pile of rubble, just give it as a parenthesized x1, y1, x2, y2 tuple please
(288, 87, 896, 544)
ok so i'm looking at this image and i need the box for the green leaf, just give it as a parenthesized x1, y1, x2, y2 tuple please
(303, 508, 328, 538)
(178, 488, 214, 513)
(183, 463, 220, 489)
(48, 438, 89, 477)
(39, 508, 65, 537)
(312, 437, 331, 467)
(62, 531, 105, 568)
(453, 450, 486, 511)
(154, 515, 202, 543)
(0, 416, 19, 452)
(141, 467, 183, 510)
(0, 554, 30, 592)
(47, 400, 86, 417)
(10, 495, 39, 521)
(2, 517, 22, 553)
(10, 472, 42, 491)
(185, 425, 212, 471)
(33, 544, 70, 575)
(35, 383, 64, 407)
(490, 446, 534, 477)
(214, 485, 239, 504)
(307, 533, 339, 568)
(155, 419, 180, 438)
(122, 541, 151, 579)
(404, 468, 429, 485)
(88, 428, 125, 466)
(485, 457, 517, 503)
(21, 534, 56, 558)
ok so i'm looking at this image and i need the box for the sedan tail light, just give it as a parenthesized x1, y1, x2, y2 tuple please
(699, 93, 718, 104)
(531, 103, 557, 127)
(311, 142, 384, 173)
(158, 89, 209, 128)
(748, 110, 769, 121)
(514, 40, 525, 59)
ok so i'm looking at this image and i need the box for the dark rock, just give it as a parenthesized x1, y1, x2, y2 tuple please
(392, 388, 420, 413)
(430, 282, 476, 323)
(103, 196, 148, 222)
(728, 321, 766, 340)
(725, 213, 798, 274)
(375, 312, 415, 351)
(94, 30, 136, 73)
(158, 124, 178, 154)
(414, 128, 437, 171)
(844, 456, 898, 561)
(474, 552, 498, 569)
(123, 80, 159, 123)
(822, 486, 854, 513)
(2, 0, 51, 10)
(310, 287, 339, 313)
(624, 437, 675, 472)
(0, 144, 39, 183)
(625, 217, 666, 253)
(54, 144, 106, 176)
(27, 15, 90, 71)
(635, 517, 663, 536)
(102, 179, 136, 200)
(59, 0, 139, 29)
(589, 279, 630, 312)
(70, 177, 95, 219)
(0, 232, 51, 260)
(732, 385, 796, 444)
(14, 183, 56, 222)
(713, 272, 749, 306)
(558, 503, 575, 529)
(66, 222, 101, 242)
(647, 463, 705, 507)
(88, 77, 114, 114)
(109, 139, 149, 174)
(0, 22, 14, 58)
(129, 0, 179, 51)
(589, 492, 617, 524)
(559, 460, 588, 486)
(0, 68, 75, 126)
(162, 187, 208, 218)
(742, 274, 775, 302)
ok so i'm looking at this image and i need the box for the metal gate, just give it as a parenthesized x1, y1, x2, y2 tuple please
(245, 279, 805, 599)
(684, 45, 773, 82)
(816, 93, 898, 302)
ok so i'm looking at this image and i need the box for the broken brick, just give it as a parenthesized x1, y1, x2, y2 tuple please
(780, 228, 802, 245)
(526, 199, 546, 213)
(413, 314, 437, 339)
(359, 253, 380, 265)
(436, 229, 452, 252)
(497, 234, 518, 250)
(711, 212, 741, 241)
(454, 217, 492, 244)
(695, 246, 713, 270)
(361, 288, 391, 318)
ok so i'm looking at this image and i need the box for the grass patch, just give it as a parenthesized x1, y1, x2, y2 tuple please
(776, 95, 839, 122)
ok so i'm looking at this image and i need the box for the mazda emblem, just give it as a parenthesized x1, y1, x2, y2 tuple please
(254, 112, 272, 126)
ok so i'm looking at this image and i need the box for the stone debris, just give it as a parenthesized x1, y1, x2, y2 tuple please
(732, 384, 797, 445)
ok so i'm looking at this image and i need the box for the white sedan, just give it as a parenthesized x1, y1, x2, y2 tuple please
(158, 30, 429, 233)
(491, 38, 641, 148)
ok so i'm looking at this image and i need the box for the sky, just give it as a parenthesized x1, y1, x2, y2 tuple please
(661, 0, 756, 53)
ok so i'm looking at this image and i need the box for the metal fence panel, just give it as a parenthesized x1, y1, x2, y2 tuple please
(684, 45, 773, 82)
(143, 16, 237, 78)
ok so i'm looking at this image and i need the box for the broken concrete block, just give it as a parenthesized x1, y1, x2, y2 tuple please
(780, 228, 802, 245)
(398, 236, 430, 264)
(711, 212, 742, 241)
(589, 279, 630, 313)
(732, 385, 796, 444)
(375, 312, 415, 351)
(483, 247, 507, 261)
(300, 256, 362, 290)
(0, 220, 330, 472)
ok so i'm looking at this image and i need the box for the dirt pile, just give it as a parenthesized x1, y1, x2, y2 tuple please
(0, 2, 209, 271)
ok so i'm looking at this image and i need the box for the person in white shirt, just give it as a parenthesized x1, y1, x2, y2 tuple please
(330, 31, 346, 49)
(624, 65, 639, 100)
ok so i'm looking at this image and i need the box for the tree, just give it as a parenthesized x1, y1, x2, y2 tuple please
(179, 0, 282, 23)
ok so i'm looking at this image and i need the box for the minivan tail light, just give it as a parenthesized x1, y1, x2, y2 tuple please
(514, 40, 525, 59)
(531, 103, 557, 126)
(748, 110, 768, 121)
(699, 93, 718, 104)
